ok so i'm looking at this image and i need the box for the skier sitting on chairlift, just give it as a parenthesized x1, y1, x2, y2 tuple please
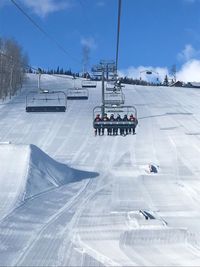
(102, 113, 110, 135)
(122, 114, 129, 135)
(109, 114, 116, 135)
(116, 114, 122, 135)
(129, 114, 137, 134)
(94, 114, 102, 136)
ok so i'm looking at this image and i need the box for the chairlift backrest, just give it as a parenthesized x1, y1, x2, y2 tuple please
(104, 91, 125, 106)
(93, 105, 137, 120)
(82, 80, 97, 88)
(67, 87, 89, 100)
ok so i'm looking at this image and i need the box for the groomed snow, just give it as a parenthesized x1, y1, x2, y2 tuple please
(1, 74, 200, 266)
(0, 143, 98, 223)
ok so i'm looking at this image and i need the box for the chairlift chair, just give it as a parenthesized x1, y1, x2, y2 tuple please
(106, 81, 124, 92)
(81, 80, 97, 88)
(106, 81, 117, 91)
(93, 105, 138, 134)
(104, 91, 125, 105)
(26, 91, 67, 112)
(67, 87, 89, 100)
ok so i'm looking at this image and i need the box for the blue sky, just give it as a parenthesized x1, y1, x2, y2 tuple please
(1, 0, 200, 82)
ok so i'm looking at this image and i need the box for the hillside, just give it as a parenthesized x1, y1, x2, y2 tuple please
(1, 74, 200, 266)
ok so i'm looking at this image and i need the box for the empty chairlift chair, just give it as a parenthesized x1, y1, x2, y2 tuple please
(67, 87, 89, 100)
(104, 91, 125, 106)
(93, 105, 138, 136)
(26, 91, 67, 112)
(82, 80, 97, 88)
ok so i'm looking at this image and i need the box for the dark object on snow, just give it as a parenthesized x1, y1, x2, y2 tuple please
(170, 81, 183, 87)
(149, 164, 158, 173)
(139, 210, 155, 220)
(186, 82, 200, 88)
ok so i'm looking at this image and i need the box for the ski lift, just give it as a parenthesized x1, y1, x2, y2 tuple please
(106, 81, 116, 91)
(104, 91, 125, 105)
(67, 87, 89, 100)
(106, 80, 124, 92)
(81, 80, 97, 88)
(26, 91, 67, 112)
(93, 105, 138, 133)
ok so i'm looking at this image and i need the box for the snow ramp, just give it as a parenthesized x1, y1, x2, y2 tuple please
(0, 144, 98, 221)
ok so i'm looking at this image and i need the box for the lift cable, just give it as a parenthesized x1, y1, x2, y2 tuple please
(10, 0, 81, 65)
(115, 0, 122, 72)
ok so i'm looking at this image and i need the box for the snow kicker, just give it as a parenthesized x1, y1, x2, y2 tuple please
(0, 144, 98, 221)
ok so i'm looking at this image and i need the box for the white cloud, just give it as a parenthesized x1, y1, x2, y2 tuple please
(118, 66, 169, 83)
(177, 59, 200, 82)
(175, 45, 200, 82)
(177, 44, 200, 62)
(81, 37, 97, 50)
(119, 61, 200, 83)
(20, 0, 71, 17)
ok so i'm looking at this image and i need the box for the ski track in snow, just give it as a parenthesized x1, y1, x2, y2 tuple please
(1, 75, 200, 265)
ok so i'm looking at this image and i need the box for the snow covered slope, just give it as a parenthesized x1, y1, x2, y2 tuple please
(1, 74, 200, 266)
(0, 144, 29, 220)
(0, 143, 98, 221)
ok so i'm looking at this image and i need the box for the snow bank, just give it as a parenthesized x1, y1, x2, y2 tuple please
(0, 144, 98, 221)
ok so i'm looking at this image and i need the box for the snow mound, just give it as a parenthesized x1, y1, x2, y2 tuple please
(0, 144, 98, 220)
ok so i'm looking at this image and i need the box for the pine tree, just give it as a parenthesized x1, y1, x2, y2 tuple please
(163, 75, 169, 86)
(56, 66, 60, 74)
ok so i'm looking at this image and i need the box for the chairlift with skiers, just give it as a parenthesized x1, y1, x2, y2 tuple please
(93, 105, 138, 136)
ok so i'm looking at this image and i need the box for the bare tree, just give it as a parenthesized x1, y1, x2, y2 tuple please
(0, 37, 28, 100)
(170, 64, 177, 83)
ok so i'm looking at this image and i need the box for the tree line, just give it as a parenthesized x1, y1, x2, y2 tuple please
(119, 74, 174, 87)
(0, 37, 28, 101)
(27, 66, 80, 78)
